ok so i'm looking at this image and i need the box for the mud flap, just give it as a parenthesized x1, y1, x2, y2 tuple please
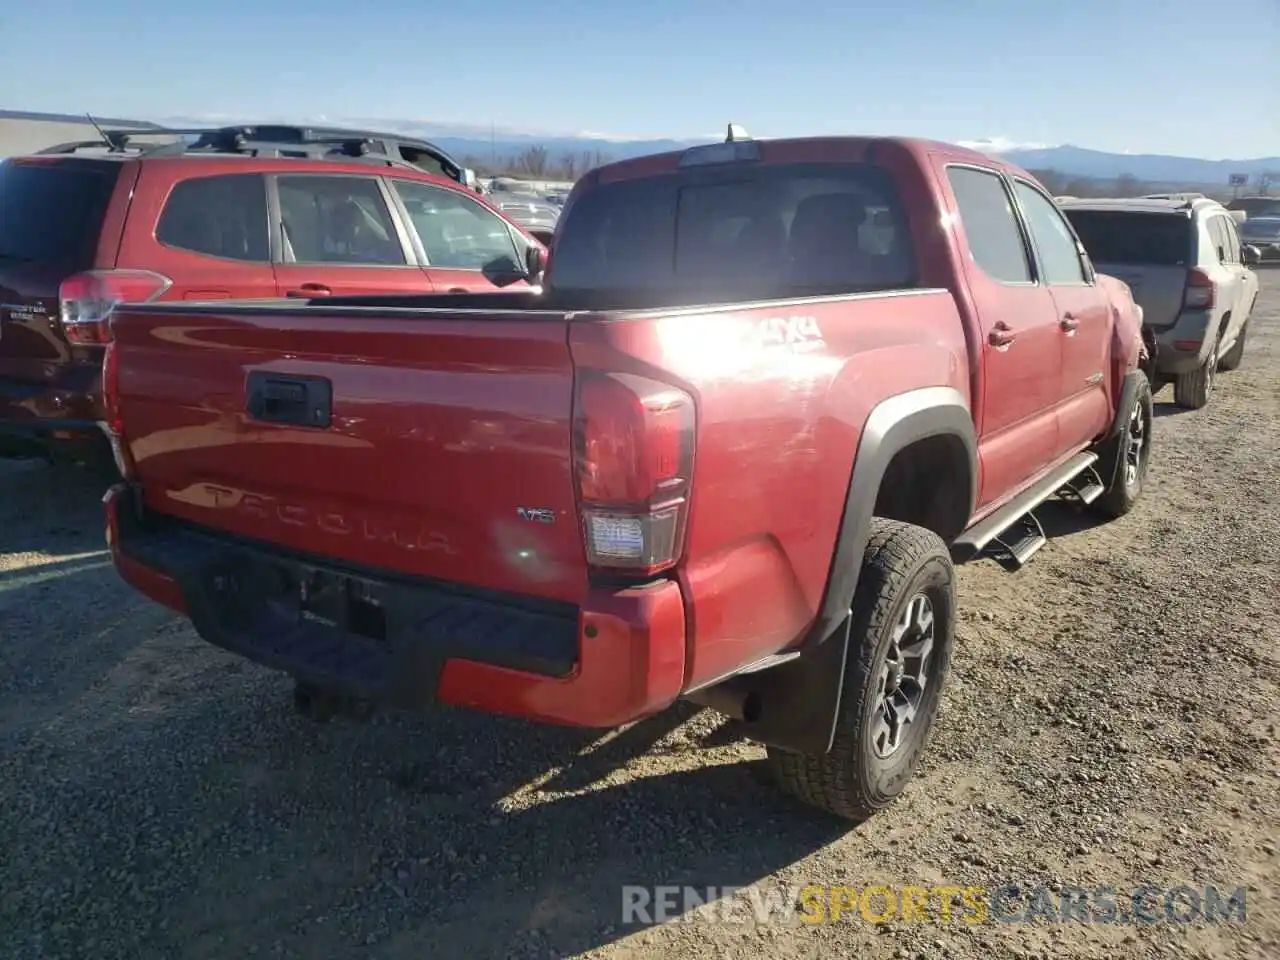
(732, 614, 853, 757)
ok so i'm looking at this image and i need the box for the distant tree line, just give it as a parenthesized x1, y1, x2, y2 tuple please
(1028, 169, 1228, 202)
(464, 144, 1228, 201)
(461, 146, 614, 181)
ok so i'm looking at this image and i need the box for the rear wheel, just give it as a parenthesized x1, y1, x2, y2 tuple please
(1092, 371, 1154, 519)
(767, 519, 954, 821)
(1217, 321, 1248, 372)
(1174, 349, 1216, 410)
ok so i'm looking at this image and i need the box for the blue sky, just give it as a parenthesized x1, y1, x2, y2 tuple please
(2, 0, 1276, 158)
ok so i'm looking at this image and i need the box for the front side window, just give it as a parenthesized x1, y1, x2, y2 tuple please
(276, 175, 406, 265)
(156, 174, 269, 262)
(393, 179, 522, 271)
(1013, 181, 1089, 284)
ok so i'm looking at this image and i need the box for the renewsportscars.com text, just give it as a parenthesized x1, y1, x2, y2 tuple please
(621, 883, 1248, 926)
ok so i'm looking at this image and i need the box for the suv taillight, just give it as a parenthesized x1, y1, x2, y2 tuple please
(572, 371, 695, 577)
(58, 269, 172, 344)
(1182, 268, 1214, 310)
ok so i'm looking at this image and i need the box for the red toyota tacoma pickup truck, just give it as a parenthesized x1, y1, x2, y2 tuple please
(102, 128, 1153, 821)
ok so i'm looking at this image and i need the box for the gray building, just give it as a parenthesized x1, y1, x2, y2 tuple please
(0, 109, 159, 159)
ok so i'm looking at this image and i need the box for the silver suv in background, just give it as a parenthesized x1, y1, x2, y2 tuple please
(1060, 197, 1262, 410)
(1240, 216, 1280, 262)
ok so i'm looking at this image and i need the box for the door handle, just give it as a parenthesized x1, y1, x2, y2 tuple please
(447, 287, 468, 293)
(286, 283, 332, 298)
(1060, 314, 1080, 332)
(988, 322, 1016, 348)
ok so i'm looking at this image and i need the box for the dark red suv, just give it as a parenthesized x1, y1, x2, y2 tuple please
(0, 135, 548, 465)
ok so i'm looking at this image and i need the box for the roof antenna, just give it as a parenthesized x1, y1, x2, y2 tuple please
(85, 112, 115, 150)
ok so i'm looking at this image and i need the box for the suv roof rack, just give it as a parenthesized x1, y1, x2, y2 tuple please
(34, 126, 422, 171)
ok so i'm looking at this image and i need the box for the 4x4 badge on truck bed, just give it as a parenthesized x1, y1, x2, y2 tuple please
(516, 507, 556, 524)
(755, 315, 824, 353)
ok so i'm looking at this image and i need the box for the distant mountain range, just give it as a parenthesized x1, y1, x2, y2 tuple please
(182, 118, 1271, 187)
(6, 109, 1277, 188)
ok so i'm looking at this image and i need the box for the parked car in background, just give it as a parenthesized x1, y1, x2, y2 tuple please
(489, 194, 561, 244)
(1240, 215, 1280, 262)
(0, 130, 546, 466)
(173, 123, 482, 191)
(1059, 196, 1260, 409)
(103, 128, 1154, 822)
(1227, 195, 1280, 219)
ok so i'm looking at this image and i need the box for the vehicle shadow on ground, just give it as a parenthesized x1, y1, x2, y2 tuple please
(1033, 499, 1111, 541)
(4, 666, 848, 960)
(0, 460, 116, 556)
(1153, 402, 1190, 418)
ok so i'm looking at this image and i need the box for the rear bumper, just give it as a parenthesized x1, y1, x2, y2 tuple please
(1149, 310, 1215, 375)
(0, 364, 109, 460)
(104, 485, 688, 728)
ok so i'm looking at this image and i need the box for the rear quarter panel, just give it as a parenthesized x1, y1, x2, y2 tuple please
(1097, 273, 1144, 402)
(570, 290, 970, 689)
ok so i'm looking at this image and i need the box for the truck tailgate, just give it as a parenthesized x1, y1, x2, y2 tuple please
(110, 304, 586, 605)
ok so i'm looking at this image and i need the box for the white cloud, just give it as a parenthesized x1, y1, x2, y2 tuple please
(957, 136, 1057, 154)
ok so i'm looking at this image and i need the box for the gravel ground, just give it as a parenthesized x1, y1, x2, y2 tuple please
(1, 278, 1278, 960)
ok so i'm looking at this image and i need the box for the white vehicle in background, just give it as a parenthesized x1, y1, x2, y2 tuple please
(1059, 196, 1262, 410)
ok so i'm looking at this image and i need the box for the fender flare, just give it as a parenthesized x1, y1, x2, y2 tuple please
(803, 385, 978, 648)
(1104, 369, 1147, 441)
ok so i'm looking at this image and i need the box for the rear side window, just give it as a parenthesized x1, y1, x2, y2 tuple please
(276, 175, 407, 265)
(1205, 217, 1229, 263)
(1218, 217, 1240, 264)
(946, 167, 1032, 284)
(156, 174, 269, 262)
(0, 159, 120, 266)
(1061, 210, 1192, 266)
(549, 162, 916, 303)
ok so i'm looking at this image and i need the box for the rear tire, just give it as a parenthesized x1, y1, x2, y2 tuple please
(1092, 371, 1154, 519)
(1173, 350, 1216, 409)
(1217, 321, 1247, 372)
(766, 519, 954, 822)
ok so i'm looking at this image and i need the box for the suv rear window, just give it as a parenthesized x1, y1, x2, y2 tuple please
(1062, 210, 1192, 266)
(549, 162, 916, 305)
(0, 159, 120, 266)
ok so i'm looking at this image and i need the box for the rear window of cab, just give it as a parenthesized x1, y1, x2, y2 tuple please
(549, 162, 917, 304)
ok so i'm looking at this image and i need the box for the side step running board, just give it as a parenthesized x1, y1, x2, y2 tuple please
(990, 512, 1048, 571)
(1057, 463, 1106, 506)
(951, 451, 1100, 567)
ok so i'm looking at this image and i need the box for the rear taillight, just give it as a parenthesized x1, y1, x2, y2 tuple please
(1182, 268, 1214, 310)
(572, 371, 695, 577)
(58, 269, 172, 344)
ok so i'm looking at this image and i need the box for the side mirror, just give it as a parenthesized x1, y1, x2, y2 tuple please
(524, 244, 546, 283)
(1242, 244, 1261, 267)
